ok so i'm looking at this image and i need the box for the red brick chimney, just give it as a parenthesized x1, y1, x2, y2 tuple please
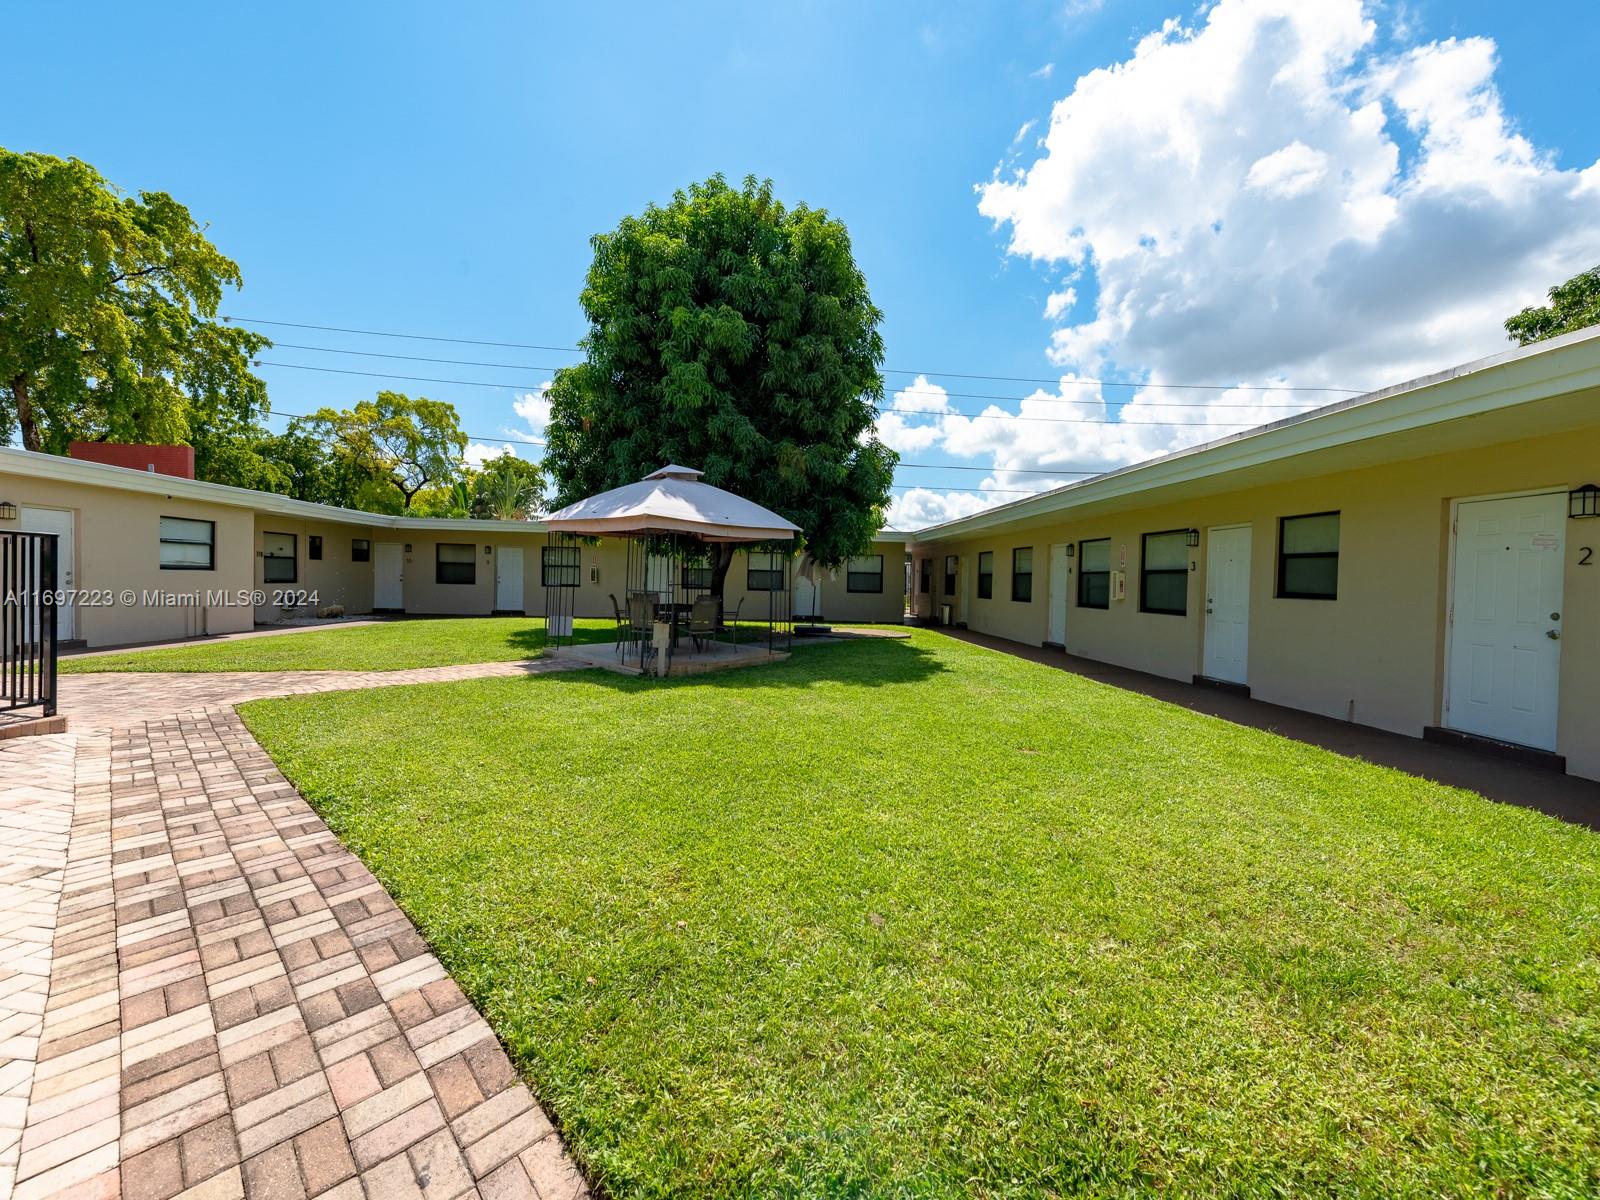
(68, 442, 196, 480)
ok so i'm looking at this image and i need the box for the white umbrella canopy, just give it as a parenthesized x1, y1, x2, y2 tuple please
(543, 465, 801, 543)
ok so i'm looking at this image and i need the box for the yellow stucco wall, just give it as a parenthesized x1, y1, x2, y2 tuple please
(917, 424, 1600, 779)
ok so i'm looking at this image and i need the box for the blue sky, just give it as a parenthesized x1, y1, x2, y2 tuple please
(9, 1, 1599, 525)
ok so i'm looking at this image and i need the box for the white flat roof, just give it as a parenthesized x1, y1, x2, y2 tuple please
(0, 445, 549, 533)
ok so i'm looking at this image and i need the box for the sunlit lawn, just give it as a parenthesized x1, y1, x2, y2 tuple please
(60, 617, 614, 672)
(240, 631, 1600, 1198)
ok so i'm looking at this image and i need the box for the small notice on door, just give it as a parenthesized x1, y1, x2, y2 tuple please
(1531, 534, 1558, 550)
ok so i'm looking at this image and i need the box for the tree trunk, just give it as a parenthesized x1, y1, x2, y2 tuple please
(708, 543, 737, 603)
(12, 375, 40, 452)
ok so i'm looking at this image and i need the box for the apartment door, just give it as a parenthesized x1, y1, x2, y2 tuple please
(1446, 492, 1566, 751)
(1047, 543, 1070, 646)
(374, 542, 404, 610)
(1203, 525, 1251, 685)
(495, 545, 524, 612)
(794, 573, 818, 620)
(21, 507, 75, 640)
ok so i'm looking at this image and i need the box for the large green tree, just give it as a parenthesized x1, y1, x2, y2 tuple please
(1505, 265, 1600, 346)
(471, 451, 545, 520)
(0, 148, 269, 452)
(304, 391, 467, 512)
(543, 174, 896, 596)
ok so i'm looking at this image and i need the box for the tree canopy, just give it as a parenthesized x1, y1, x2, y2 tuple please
(303, 391, 467, 512)
(0, 148, 270, 452)
(543, 174, 896, 592)
(1505, 265, 1600, 346)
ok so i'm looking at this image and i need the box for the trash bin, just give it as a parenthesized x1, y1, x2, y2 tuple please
(939, 603, 953, 626)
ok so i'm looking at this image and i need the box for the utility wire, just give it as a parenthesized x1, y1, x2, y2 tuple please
(253, 361, 1262, 426)
(265, 407, 1108, 479)
(227, 315, 1362, 394)
(262, 340, 1319, 410)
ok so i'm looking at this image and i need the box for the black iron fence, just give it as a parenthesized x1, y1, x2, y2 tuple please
(1, 531, 59, 717)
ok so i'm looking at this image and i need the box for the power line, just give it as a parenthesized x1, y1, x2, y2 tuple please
(263, 340, 1319, 410)
(891, 483, 1044, 495)
(897, 461, 1098, 475)
(263, 412, 1096, 482)
(253, 361, 1262, 426)
(227, 315, 1361, 394)
(227, 316, 578, 355)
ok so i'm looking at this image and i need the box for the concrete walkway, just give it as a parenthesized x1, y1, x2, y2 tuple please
(942, 627, 1600, 829)
(0, 658, 588, 1200)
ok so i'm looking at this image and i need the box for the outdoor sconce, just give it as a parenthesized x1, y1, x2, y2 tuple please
(1569, 484, 1600, 519)
(1186, 529, 1200, 547)
(484, 545, 492, 555)
(404, 543, 412, 553)
(1064, 543, 1075, 557)
(0, 501, 16, 521)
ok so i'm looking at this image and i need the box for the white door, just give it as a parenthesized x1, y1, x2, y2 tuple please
(1446, 492, 1566, 750)
(495, 545, 524, 612)
(21, 507, 75, 640)
(374, 542, 404, 609)
(1047, 543, 1070, 645)
(794, 573, 818, 620)
(1203, 525, 1251, 685)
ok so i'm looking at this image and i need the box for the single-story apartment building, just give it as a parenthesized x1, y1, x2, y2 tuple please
(0, 449, 909, 648)
(5, 325, 1599, 780)
(908, 325, 1600, 781)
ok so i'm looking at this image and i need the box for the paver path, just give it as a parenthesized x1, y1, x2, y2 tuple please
(0, 659, 589, 1200)
(54, 660, 576, 735)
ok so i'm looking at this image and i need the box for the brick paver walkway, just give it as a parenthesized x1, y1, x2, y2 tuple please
(0, 659, 588, 1200)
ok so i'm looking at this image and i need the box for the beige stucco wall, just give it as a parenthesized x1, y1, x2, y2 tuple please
(0, 469, 255, 646)
(252, 516, 381, 621)
(918, 423, 1600, 780)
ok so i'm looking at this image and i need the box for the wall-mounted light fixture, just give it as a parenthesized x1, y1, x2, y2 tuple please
(484, 545, 492, 555)
(1569, 484, 1600, 519)
(404, 543, 413, 553)
(1064, 543, 1075, 557)
(1186, 529, 1201, 547)
(0, 501, 16, 521)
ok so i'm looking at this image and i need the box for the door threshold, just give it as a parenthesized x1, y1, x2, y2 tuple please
(1423, 727, 1566, 772)
(1192, 674, 1251, 698)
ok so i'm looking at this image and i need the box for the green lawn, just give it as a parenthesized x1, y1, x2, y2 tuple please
(240, 632, 1600, 1198)
(61, 617, 615, 673)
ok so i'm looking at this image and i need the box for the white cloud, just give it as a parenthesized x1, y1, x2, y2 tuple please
(887, 487, 1002, 529)
(876, 375, 955, 453)
(1030, 62, 1055, 79)
(977, 0, 1600, 401)
(1013, 119, 1037, 145)
(465, 441, 516, 467)
(1244, 140, 1331, 197)
(1044, 287, 1078, 319)
(511, 381, 554, 437)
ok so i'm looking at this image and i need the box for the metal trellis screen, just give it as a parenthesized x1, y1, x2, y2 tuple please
(1, 531, 60, 717)
(541, 533, 581, 649)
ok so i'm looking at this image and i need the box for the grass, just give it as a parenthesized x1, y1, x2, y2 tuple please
(240, 631, 1600, 1198)
(60, 617, 616, 673)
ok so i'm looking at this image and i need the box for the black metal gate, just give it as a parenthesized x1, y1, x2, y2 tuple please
(1, 531, 60, 717)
